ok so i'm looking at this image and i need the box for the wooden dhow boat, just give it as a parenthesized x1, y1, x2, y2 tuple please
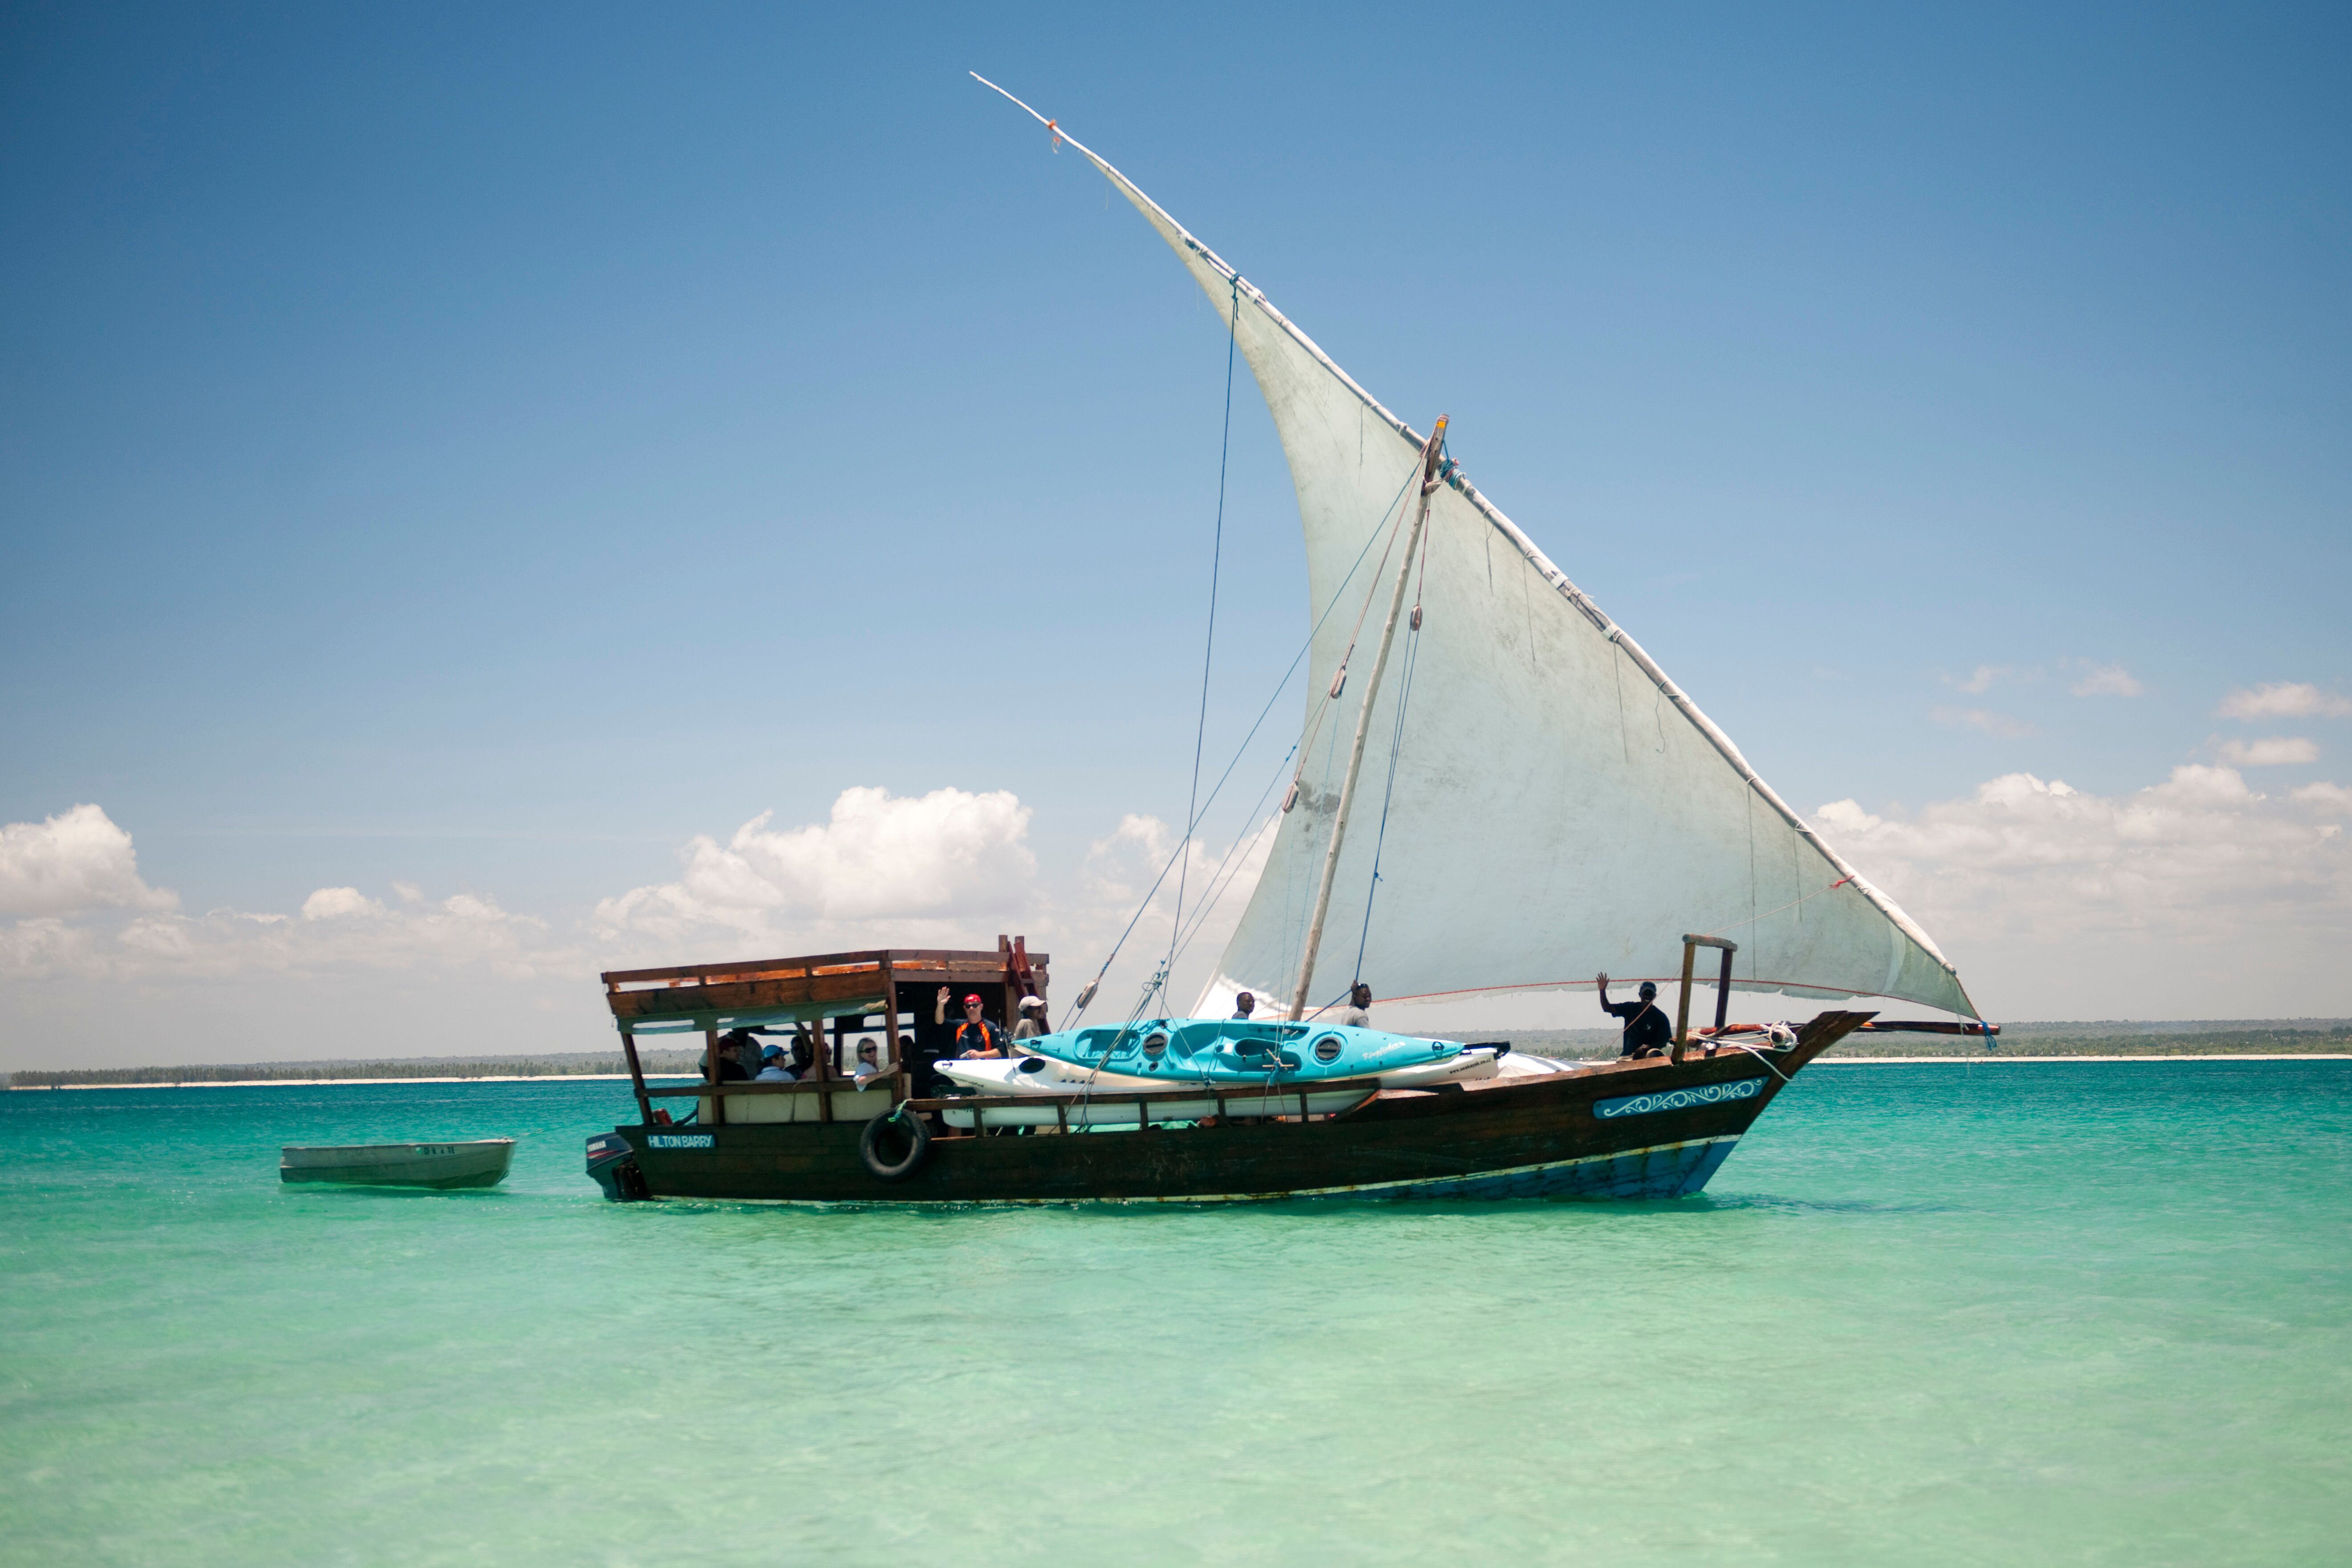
(579, 90, 1989, 1206)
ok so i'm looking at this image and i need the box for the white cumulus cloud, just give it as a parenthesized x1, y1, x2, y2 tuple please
(593, 785, 1037, 947)
(301, 886, 385, 920)
(2292, 781, 2352, 813)
(2216, 736, 2319, 767)
(1943, 664, 2035, 695)
(1073, 810, 1281, 1018)
(1930, 706, 2033, 738)
(1815, 764, 2352, 1017)
(3, 884, 557, 990)
(0, 804, 177, 918)
(2069, 663, 2144, 697)
(2218, 682, 2352, 720)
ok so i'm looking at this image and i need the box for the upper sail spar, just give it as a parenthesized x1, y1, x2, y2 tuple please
(979, 79, 1975, 1019)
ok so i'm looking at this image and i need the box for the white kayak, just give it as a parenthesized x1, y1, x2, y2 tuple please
(1377, 1047, 1505, 1087)
(937, 1055, 1165, 1096)
(936, 1056, 1339, 1126)
(933, 1044, 1511, 1128)
(937, 1044, 1507, 1101)
(1490, 1052, 1590, 1079)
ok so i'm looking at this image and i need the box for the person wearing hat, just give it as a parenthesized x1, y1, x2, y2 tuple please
(1595, 972, 1672, 1058)
(936, 987, 1006, 1059)
(715, 1026, 765, 1079)
(1229, 991, 1257, 1022)
(753, 1043, 797, 1083)
(1010, 994, 1050, 1041)
(708, 1028, 756, 1083)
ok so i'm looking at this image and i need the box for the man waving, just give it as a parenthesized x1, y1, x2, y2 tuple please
(1595, 972, 1672, 1058)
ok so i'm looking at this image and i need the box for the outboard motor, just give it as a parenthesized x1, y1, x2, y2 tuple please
(585, 1132, 649, 1202)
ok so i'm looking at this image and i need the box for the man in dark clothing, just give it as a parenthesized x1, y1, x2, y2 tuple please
(718, 1025, 791, 1079)
(708, 1031, 754, 1083)
(1595, 972, 1672, 1058)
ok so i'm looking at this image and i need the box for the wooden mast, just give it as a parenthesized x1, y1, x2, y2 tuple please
(1288, 416, 1448, 1021)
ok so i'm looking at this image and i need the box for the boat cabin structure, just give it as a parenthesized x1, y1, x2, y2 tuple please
(601, 938, 1046, 1128)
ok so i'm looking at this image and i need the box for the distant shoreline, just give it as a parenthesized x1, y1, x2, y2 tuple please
(11, 1021, 2349, 1089)
(1814, 1055, 2352, 1065)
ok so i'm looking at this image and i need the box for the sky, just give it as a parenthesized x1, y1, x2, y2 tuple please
(3, 2, 2348, 1068)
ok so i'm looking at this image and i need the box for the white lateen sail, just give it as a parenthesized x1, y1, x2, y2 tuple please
(980, 79, 1976, 1022)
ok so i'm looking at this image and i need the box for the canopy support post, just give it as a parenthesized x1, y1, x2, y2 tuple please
(705, 1028, 724, 1125)
(620, 1027, 651, 1126)
(1289, 416, 1448, 1020)
(1674, 934, 1738, 1063)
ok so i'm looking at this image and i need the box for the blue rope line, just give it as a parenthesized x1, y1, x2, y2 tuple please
(1351, 618, 1421, 982)
(1167, 740, 1298, 967)
(1167, 276, 1241, 983)
(1064, 462, 1420, 1026)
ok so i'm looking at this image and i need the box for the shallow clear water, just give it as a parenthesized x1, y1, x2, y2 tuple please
(2, 1062, 2346, 1565)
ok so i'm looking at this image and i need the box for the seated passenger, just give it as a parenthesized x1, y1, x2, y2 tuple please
(852, 1040, 887, 1079)
(707, 1033, 752, 1083)
(1230, 991, 1257, 1021)
(1012, 994, 1049, 1040)
(1340, 983, 1372, 1029)
(753, 1044, 797, 1082)
(717, 1026, 771, 1079)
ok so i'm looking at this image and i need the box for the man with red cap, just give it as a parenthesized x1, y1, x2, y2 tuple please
(935, 986, 1006, 1059)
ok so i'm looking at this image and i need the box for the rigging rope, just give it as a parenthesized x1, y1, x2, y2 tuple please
(1165, 276, 1242, 996)
(1349, 614, 1421, 983)
(1346, 436, 1445, 984)
(1059, 460, 1424, 1030)
(1165, 741, 1298, 970)
(1277, 467, 1417, 812)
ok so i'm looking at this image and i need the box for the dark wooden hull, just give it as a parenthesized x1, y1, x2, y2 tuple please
(595, 1015, 1863, 1205)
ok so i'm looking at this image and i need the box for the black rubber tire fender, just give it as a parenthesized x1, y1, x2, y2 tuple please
(859, 1106, 932, 1183)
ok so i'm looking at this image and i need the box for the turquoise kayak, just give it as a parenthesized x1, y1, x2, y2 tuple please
(1014, 1019, 1464, 1083)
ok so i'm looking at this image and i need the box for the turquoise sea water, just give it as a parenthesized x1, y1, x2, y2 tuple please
(2, 1063, 2346, 1565)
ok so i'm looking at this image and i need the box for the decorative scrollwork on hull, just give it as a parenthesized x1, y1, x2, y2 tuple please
(1593, 1078, 1767, 1120)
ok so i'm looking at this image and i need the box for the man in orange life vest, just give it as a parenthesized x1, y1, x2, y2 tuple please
(935, 987, 1006, 1059)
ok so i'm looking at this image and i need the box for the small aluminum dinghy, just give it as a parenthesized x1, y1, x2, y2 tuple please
(280, 1138, 515, 1189)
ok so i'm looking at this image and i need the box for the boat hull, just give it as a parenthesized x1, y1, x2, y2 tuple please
(594, 1017, 1861, 1205)
(281, 1139, 516, 1190)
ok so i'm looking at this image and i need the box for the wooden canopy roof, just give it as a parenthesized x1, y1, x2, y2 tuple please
(600, 943, 1047, 1035)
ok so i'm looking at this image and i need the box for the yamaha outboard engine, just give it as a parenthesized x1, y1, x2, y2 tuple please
(585, 1132, 649, 1202)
